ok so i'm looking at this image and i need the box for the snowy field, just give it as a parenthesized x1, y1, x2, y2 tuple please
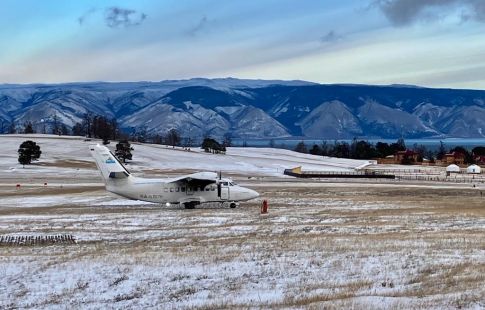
(1, 135, 485, 309)
(0, 134, 368, 183)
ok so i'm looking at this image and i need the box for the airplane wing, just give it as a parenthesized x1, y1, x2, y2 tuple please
(167, 172, 218, 187)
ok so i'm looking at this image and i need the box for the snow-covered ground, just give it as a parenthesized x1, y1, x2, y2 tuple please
(0, 134, 368, 182)
(1, 135, 485, 309)
(1, 184, 484, 309)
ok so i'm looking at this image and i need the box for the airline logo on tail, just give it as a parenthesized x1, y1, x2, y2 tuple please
(105, 157, 116, 164)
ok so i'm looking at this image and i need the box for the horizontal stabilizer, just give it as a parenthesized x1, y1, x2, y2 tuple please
(109, 171, 129, 179)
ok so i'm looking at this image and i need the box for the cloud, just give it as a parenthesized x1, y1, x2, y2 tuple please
(104, 7, 147, 28)
(320, 30, 343, 43)
(78, 8, 97, 25)
(187, 16, 209, 36)
(373, 0, 485, 26)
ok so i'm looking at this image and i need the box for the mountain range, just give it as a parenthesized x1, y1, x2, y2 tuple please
(2, 78, 485, 139)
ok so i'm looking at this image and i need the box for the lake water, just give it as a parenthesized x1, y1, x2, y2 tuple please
(232, 138, 485, 151)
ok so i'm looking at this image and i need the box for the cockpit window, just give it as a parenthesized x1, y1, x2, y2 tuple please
(222, 182, 228, 186)
(229, 182, 235, 186)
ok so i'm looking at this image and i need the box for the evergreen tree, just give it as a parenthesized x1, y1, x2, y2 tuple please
(93, 115, 113, 142)
(309, 144, 322, 155)
(24, 122, 34, 134)
(351, 140, 376, 159)
(18, 140, 41, 167)
(472, 146, 485, 156)
(396, 137, 406, 150)
(294, 141, 308, 153)
(201, 137, 225, 154)
(115, 140, 133, 163)
(390, 138, 406, 154)
(60, 124, 69, 135)
(375, 142, 392, 157)
(18, 152, 30, 167)
(72, 122, 84, 136)
(331, 142, 350, 158)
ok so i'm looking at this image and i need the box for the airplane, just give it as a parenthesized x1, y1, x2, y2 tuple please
(89, 144, 259, 209)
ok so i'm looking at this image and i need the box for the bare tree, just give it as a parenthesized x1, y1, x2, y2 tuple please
(8, 121, 16, 134)
(51, 113, 60, 135)
(82, 113, 93, 138)
(166, 128, 181, 148)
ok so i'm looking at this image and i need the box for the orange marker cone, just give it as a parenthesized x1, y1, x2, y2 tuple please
(261, 199, 268, 214)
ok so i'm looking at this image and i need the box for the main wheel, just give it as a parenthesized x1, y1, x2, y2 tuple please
(229, 203, 237, 209)
(184, 202, 196, 209)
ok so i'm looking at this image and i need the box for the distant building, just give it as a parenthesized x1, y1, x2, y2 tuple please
(446, 164, 460, 174)
(394, 150, 419, 164)
(377, 155, 395, 164)
(443, 151, 465, 166)
(467, 164, 481, 174)
(376, 150, 420, 165)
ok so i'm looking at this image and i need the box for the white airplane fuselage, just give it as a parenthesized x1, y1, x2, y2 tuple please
(90, 144, 259, 208)
(106, 175, 258, 204)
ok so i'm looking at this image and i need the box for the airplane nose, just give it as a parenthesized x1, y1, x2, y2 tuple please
(248, 189, 259, 200)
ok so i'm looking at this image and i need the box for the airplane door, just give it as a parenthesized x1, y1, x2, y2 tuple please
(186, 185, 194, 195)
(221, 185, 229, 200)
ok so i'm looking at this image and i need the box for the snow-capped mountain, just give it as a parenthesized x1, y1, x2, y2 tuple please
(2, 78, 485, 138)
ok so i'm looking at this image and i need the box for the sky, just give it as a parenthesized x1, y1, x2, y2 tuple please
(2, 0, 485, 89)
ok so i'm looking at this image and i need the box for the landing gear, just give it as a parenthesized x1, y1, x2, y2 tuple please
(183, 202, 198, 209)
(229, 202, 237, 209)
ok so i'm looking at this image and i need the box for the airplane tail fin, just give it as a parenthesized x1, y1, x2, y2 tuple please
(89, 144, 130, 182)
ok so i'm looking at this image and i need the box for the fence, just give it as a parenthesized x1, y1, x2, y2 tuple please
(0, 234, 76, 246)
(284, 169, 395, 179)
(396, 175, 485, 183)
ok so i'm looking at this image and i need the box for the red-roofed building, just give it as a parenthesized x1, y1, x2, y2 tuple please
(394, 150, 419, 164)
(474, 155, 485, 165)
(443, 151, 465, 165)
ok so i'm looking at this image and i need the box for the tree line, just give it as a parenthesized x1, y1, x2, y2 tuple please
(294, 138, 485, 165)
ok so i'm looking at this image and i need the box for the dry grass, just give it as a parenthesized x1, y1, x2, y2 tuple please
(1, 180, 485, 308)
